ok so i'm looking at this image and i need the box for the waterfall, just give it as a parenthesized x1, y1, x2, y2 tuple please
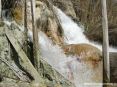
(4, 11, 103, 87)
(55, 8, 117, 52)
(28, 30, 103, 87)
(5, 7, 117, 87)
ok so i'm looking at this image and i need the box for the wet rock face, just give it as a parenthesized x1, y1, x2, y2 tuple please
(63, 44, 103, 83)
(35, 1, 63, 45)
(63, 44, 102, 68)
(3, 0, 117, 46)
(10, 0, 63, 45)
(10, 0, 117, 46)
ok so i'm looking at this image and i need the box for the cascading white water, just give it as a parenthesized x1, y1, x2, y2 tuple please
(4, 7, 117, 87)
(4, 11, 103, 87)
(55, 8, 117, 52)
(28, 30, 103, 87)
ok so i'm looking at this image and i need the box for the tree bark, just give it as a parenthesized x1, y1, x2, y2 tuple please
(30, 0, 41, 71)
(24, 0, 28, 54)
(0, 0, 1, 18)
(102, 0, 110, 82)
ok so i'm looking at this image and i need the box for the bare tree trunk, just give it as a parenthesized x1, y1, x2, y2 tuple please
(24, 0, 27, 29)
(24, 0, 28, 54)
(30, 0, 41, 71)
(0, 0, 1, 18)
(102, 0, 110, 82)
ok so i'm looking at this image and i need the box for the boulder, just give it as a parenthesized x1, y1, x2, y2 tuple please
(63, 44, 103, 83)
(63, 44, 102, 68)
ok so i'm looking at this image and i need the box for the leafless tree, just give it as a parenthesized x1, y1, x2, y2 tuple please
(102, 0, 110, 82)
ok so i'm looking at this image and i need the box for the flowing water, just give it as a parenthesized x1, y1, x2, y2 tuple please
(3, 7, 117, 87)
(28, 30, 103, 87)
(56, 8, 117, 52)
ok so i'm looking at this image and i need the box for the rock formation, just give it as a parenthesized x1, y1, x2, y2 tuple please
(63, 44, 102, 68)
(63, 44, 103, 83)
(9, 0, 117, 46)
(2, 0, 117, 86)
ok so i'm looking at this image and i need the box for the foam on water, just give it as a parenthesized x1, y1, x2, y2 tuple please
(4, 12, 103, 87)
(28, 30, 102, 87)
(5, 7, 117, 87)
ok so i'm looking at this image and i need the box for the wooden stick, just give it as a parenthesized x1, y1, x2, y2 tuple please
(102, 0, 110, 82)
(24, 0, 28, 54)
(24, 0, 27, 31)
(30, 0, 41, 71)
(0, 0, 1, 18)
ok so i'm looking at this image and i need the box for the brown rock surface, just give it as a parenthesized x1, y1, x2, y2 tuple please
(63, 44, 102, 68)
(62, 44, 103, 83)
